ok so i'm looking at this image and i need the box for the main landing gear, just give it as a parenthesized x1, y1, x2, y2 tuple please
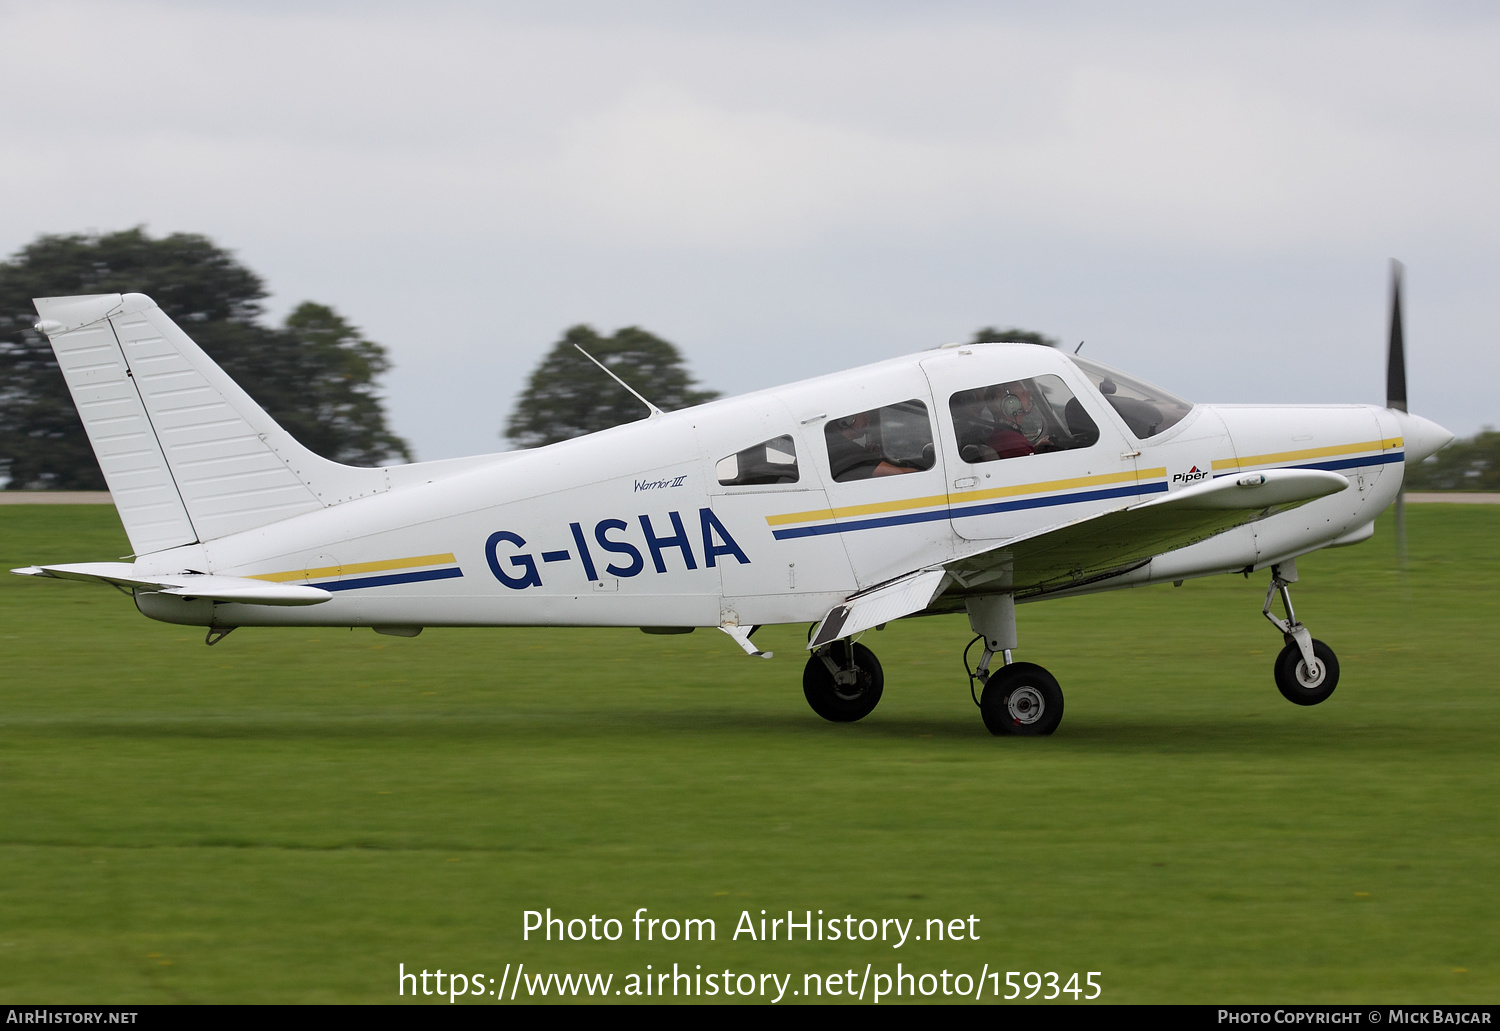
(1262, 560, 1340, 706)
(964, 594, 1064, 736)
(801, 592, 1066, 735)
(802, 639, 884, 722)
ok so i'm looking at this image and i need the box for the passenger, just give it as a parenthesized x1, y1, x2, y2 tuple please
(826, 411, 920, 480)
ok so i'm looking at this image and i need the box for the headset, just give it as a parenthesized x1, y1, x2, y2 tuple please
(999, 385, 1028, 418)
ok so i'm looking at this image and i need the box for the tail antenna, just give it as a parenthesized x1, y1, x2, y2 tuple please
(573, 344, 664, 418)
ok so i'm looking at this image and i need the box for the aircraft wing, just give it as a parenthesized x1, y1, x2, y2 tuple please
(942, 468, 1350, 597)
(807, 468, 1348, 649)
(11, 563, 332, 606)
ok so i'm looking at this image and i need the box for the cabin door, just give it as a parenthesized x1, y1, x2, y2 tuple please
(919, 348, 1146, 542)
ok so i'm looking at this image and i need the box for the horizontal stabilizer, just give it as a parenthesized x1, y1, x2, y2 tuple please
(12, 563, 331, 606)
(810, 568, 947, 649)
(946, 468, 1349, 597)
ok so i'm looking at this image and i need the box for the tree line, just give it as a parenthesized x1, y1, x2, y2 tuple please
(0, 229, 411, 489)
(0, 228, 1067, 489)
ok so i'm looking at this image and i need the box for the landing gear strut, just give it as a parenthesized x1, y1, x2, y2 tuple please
(965, 594, 1065, 736)
(1262, 560, 1340, 705)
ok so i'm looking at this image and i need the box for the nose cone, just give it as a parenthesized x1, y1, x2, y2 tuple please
(1393, 410, 1455, 465)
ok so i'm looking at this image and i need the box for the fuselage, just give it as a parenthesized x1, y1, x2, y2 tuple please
(130, 343, 1407, 631)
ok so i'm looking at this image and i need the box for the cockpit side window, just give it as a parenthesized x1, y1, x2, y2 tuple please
(824, 399, 936, 482)
(948, 374, 1099, 464)
(716, 434, 799, 486)
(1070, 356, 1193, 439)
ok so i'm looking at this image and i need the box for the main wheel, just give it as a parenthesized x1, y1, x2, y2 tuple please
(803, 642, 884, 722)
(980, 662, 1064, 736)
(1274, 638, 1339, 705)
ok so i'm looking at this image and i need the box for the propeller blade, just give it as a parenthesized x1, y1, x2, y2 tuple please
(1387, 260, 1409, 572)
(1394, 489, 1408, 574)
(1387, 260, 1407, 413)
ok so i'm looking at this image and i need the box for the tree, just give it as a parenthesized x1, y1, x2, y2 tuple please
(969, 326, 1059, 347)
(0, 228, 411, 489)
(505, 324, 719, 448)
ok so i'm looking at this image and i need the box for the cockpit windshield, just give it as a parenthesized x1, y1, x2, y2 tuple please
(1069, 356, 1193, 439)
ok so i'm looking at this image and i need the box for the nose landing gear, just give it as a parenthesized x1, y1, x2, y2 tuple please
(1263, 560, 1340, 705)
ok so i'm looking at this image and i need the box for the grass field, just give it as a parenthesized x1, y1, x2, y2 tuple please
(1, 504, 1497, 1004)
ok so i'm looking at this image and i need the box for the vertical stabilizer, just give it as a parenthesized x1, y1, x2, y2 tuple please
(34, 293, 388, 555)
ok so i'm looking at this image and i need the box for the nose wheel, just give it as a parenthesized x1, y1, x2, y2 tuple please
(1274, 637, 1340, 705)
(1263, 562, 1340, 706)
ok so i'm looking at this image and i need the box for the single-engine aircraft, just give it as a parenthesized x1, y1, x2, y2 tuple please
(15, 272, 1452, 736)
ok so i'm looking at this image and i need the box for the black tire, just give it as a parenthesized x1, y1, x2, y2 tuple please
(803, 642, 884, 722)
(1274, 638, 1339, 705)
(980, 662, 1064, 736)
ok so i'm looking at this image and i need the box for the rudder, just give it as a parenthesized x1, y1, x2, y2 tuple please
(34, 292, 387, 555)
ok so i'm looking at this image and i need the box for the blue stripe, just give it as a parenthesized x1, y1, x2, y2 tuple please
(774, 506, 952, 539)
(315, 567, 464, 592)
(771, 482, 1167, 541)
(1213, 452, 1405, 479)
(1294, 452, 1405, 473)
(949, 482, 1165, 522)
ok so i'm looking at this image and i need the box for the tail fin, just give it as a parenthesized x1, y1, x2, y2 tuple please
(33, 293, 388, 555)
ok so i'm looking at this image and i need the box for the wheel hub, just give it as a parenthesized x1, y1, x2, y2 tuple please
(833, 679, 867, 702)
(1295, 659, 1325, 689)
(1007, 685, 1045, 724)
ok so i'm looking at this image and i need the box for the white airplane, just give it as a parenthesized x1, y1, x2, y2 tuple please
(14, 275, 1452, 736)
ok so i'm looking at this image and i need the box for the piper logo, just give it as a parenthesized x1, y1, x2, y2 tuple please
(1172, 465, 1210, 485)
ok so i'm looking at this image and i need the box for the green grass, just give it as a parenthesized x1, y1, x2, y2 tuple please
(1, 504, 1497, 1004)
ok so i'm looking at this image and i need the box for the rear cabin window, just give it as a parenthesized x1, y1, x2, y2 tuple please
(824, 399, 936, 482)
(716, 435, 799, 486)
(949, 375, 1100, 464)
(1070, 356, 1193, 439)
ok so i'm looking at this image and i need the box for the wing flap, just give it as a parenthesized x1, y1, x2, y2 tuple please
(809, 568, 947, 649)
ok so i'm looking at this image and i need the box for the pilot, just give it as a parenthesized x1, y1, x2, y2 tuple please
(827, 411, 920, 480)
(983, 381, 1053, 459)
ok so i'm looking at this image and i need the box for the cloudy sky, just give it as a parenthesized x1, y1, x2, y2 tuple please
(2, 1, 1497, 459)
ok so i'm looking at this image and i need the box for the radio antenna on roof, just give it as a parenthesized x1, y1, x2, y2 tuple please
(573, 343, 664, 418)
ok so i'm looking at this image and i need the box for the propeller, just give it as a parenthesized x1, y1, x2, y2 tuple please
(1387, 261, 1407, 570)
(1381, 263, 1457, 575)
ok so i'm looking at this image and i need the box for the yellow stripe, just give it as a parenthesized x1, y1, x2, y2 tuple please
(766, 467, 1168, 528)
(960, 467, 1166, 506)
(1211, 437, 1403, 472)
(249, 553, 457, 583)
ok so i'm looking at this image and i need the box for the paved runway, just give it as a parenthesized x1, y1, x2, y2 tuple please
(0, 491, 114, 504)
(1405, 492, 1500, 504)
